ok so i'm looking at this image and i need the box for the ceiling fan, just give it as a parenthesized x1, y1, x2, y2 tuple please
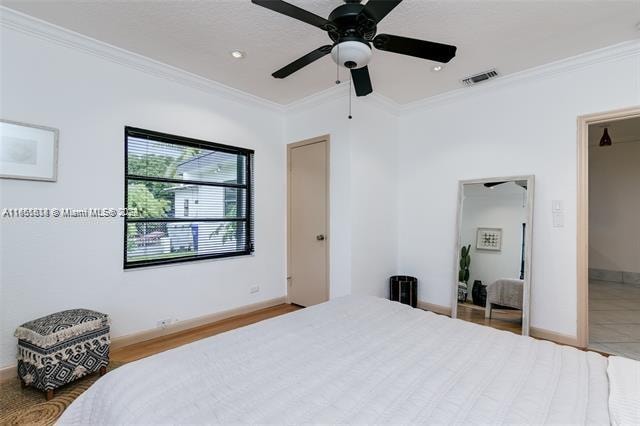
(251, 0, 457, 97)
(484, 181, 528, 190)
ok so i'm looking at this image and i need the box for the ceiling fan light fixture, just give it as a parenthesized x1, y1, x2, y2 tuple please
(330, 40, 372, 69)
(230, 50, 245, 59)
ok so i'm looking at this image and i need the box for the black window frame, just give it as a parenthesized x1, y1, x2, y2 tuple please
(124, 126, 254, 269)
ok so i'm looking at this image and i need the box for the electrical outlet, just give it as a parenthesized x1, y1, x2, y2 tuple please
(157, 318, 172, 329)
(250, 285, 260, 294)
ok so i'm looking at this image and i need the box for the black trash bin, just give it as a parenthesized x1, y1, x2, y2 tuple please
(390, 275, 418, 308)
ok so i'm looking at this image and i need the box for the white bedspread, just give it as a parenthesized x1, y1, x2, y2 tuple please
(608, 356, 640, 425)
(59, 296, 610, 425)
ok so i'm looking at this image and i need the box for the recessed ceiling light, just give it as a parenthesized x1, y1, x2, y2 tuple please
(230, 50, 245, 59)
(432, 65, 443, 72)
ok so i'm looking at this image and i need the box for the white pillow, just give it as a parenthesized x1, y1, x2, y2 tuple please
(608, 355, 640, 426)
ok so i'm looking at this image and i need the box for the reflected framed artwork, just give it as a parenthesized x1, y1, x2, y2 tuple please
(476, 227, 502, 251)
(0, 119, 58, 182)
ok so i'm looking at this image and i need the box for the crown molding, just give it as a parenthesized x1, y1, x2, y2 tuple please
(0, 6, 285, 113)
(400, 39, 640, 114)
(280, 39, 640, 116)
(1, 6, 638, 118)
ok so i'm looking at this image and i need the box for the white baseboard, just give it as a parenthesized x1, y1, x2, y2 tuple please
(111, 296, 286, 350)
(417, 300, 452, 316)
(415, 300, 581, 347)
(0, 296, 287, 383)
(0, 364, 16, 383)
(530, 327, 580, 347)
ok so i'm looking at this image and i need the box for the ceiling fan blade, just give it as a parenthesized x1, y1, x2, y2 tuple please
(251, 0, 335, 31)
(484, 181, 508, 188)
(361, 0, 402, 23)
(350, 66, 373, 97)
(373, 34, 457, 63)
(272, 45, 332, 79)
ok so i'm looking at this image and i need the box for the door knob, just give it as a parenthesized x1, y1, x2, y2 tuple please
(316, 234, 325, 241)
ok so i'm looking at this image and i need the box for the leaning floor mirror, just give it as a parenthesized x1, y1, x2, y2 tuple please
(452, 176, 534, 336)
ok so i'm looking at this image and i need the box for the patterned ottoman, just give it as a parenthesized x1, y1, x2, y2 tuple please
(14, 309, 110, 400)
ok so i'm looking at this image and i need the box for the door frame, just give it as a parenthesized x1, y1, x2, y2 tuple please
(576, 106, 640, 348)
(286, 135, 331, 304)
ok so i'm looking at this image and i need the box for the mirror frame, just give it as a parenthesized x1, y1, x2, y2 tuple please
(451, 175, 535, 336)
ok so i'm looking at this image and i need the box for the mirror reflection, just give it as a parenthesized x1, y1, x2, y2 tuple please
(455, 178, 533, 335)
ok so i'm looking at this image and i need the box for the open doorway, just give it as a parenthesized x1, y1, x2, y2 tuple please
(578, 108, 640, 359)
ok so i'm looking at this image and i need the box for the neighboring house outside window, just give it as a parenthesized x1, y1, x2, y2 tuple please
(224, 183, 237, 217)
(125, 127, 254, 268)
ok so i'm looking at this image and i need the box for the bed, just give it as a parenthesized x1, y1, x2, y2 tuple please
(485, 279, 524, 319)
(59, 296, 637, 425)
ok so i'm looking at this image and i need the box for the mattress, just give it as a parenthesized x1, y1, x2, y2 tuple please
(58, 296, 611, 425)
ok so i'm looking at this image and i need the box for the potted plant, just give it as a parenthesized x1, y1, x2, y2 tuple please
(457, 244, 471, 303)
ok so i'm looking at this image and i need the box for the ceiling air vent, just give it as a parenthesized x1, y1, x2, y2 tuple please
(461, 69, 499, 86)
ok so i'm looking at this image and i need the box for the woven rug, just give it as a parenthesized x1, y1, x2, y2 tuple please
(0, 362, 123, 425)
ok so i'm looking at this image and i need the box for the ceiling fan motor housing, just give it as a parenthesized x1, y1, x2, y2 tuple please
(331, 39, 372, 69)
(328, 2, 375, 69)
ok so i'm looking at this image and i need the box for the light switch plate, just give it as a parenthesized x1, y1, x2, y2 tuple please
(552, 211, 564, 228)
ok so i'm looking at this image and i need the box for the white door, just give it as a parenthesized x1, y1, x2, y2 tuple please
(288, 138, 329, 307)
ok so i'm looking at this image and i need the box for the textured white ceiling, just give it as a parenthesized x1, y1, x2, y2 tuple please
(2, 0, 639, 105)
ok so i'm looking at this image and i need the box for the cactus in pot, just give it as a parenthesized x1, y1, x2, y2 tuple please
(457, 244, 471, 302)
(459, 244, 471, 283)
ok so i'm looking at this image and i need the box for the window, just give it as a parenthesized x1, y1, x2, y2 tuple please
(223, 182, 237, 217)
(124, 126, 254, 268)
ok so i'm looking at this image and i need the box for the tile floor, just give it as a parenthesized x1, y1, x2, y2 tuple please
(588, 279, 640, 360)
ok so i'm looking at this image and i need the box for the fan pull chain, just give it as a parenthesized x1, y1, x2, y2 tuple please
(335, 44, 340, 85)
(332, 43, 352, 119)
(348, 78, 352, 120)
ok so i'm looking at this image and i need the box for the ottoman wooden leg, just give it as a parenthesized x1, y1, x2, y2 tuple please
(46, 389, 54, 401)
(99, 366, 107, 376)
(20, 379, 27, 389)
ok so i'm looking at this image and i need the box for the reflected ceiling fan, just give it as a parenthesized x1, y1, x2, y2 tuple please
(251, 0, 457, 97)
(484, 181, 528, 189)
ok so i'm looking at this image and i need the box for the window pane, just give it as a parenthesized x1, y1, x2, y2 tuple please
(127, 180, 246, 220)
(126, 221, 248, 263)
(127, 137, 246, 184)
(124, 127, 253, 268)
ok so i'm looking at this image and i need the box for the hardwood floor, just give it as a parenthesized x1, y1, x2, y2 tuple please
(456, 303, 522, 334)
(112, 303, 302, 363)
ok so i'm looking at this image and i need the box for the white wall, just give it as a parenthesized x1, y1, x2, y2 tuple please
(284, 95, 399, 299)
(1, 11, 638, 370)
(398, 52, 640, 337)
(589, 140, 640, 273)
(460, 186, 527, 295)
(0, 27, 286, 368)
(284, 96, 352, 298)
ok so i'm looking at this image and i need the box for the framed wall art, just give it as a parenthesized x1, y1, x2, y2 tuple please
(476, 227, 502, 251)
(1, 119, 58, 182)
